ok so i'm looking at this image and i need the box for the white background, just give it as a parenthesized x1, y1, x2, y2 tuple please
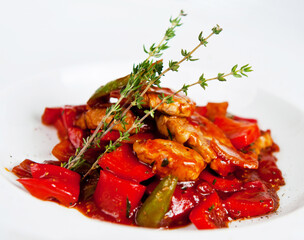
(1, 0, 303, 109)
(0, 0, 304, 239)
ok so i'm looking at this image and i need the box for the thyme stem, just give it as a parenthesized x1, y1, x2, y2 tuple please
(140, 31, 215, 98)
(67, 94, 125, 169)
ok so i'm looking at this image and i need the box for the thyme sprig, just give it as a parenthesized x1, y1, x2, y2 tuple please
(64, 11, 252, 177)
(66, 11, 185, 170)
(96, 25, 223, 145)
(144, 10, 186, 59)
(82, 63, 252, 178)
(68, 24, 223, 171)
(182, 64, 253, 95)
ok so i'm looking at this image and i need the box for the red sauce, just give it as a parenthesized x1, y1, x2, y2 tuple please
(75, 200, 135, 226)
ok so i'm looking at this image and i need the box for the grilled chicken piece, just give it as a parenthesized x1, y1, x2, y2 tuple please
(133, 139, 206, 181)
(75, 106, 136, 133)
(142, 87, 196, 117)
(156, 114, 219, 163)
(210, 138, 258, 169)
(189, 113, 233, 147)
(209, 131, 273, 176)
(156, 113, 259, 171)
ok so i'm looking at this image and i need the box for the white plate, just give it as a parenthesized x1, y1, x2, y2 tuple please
(1, 0, 304, 239)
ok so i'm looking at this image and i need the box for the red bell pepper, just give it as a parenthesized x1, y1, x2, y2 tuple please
(230, 115, 258, 123)
(61, 106, 86, 148)
(12, 159, 35, 178)
(189, 192, 227, 229)
(61, 105, 86, 128)
(42, 107, 62, 125)
(67, 127, 84, 149)
(195, 106, 207, 117)
(43, 105, 85, 126)
(205, 102, 228, 121)
(52, 139, 75, 162)
(54, 118, 68, 140)
(93, 170, 146, 221)
(162, 184, 201, 226)
(223, 182, 278, 219)
(98, 144, 154, 182)
(90, 130, 120, 141)
(258, 154, 285, 189)
(243, 180, 266, 191)
(42, 108, 68, 140)
(234, 168, 261, 183)
(18, 178, 79, 206)
(199, 170, 243, 193)
(30, 163, 80, 184)
(18, 163, 80, 206)
(214, 116, 260, 149)
(42, 105, 86, 146)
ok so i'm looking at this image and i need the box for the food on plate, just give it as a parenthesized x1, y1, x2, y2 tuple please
(12, 95, 285, 229)
(11, 11, 285, 230)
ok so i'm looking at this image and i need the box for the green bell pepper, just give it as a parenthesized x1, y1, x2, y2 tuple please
(136, 175, 178, 228)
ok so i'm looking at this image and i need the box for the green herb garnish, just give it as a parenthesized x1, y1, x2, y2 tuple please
(208, 204, 215, 211)
(64, 10, 253, 179)
(161, 158, 169, 167)
(126, 197, 131, 218)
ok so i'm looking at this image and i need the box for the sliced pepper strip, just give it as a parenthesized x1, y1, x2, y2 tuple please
(87, 60, 163, 107)
(18, 163, 80, 206)
(98, 144, 154, 183)
(18, 178, 79, 206)
(87, 75, 130, 107)
(136, 175, 178, 228)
